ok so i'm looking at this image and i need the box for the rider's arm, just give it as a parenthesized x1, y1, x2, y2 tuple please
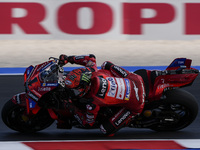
(101, 61, 129, 78)
(59, 54, 97, 71)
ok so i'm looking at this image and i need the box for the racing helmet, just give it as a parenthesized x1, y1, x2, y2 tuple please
(65, 68, 92, 98)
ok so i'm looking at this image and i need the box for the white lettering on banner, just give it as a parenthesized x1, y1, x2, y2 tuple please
(0, 1, 200, 40)
(116, 78, 125, 100)
(107, 77, 117, 98)
(78, 7, 93, 30)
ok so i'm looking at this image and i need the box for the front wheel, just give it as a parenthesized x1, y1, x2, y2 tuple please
(150, 89, 198, 131)
(1, 99, 54, 133)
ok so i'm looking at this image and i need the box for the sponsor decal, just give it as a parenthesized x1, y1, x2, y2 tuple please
(41, 83, 58, 87)
(113, 66, 128, 77)
(40, 61, 54, 72)
(111, 108, 125, 122)
(124, 78, 131, 100)
(81, 73, 91, 83)
(16, 94, 21, 104)
(96, 77, 108, 98)
(29, 98, 36, 108)
(86, 113, 95, 124)
(178, 61, 185, 64)
(116, 78, 125, 100)
(75, 55, 87, 60)
(32, 89, 42, 97)
(169, 58, 186, 68)
(65, 80, 72, 85)
(28, 92, 39, 101)
(114, 110, 131, 127)
(157, 83, 170, 90)
(107, 77, 117, 98)
(38, 87, 51, 92)
(132, 81, 139, 101)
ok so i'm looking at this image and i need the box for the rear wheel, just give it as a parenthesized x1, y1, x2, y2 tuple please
(1, 99, 54, 133)
(150, 89, 198, 131)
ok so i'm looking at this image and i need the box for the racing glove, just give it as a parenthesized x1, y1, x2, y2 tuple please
(67, 56, 75, 64)
(59, 54, 76, 66)
(59, 54, 68, 66)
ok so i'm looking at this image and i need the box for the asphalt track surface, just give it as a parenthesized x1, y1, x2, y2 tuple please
(0, 75, 200, 141)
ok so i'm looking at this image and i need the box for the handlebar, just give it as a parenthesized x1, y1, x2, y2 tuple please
(38, 57, 64, 81)
(49, 57, 59, 61)
(49, 56, 64, 71)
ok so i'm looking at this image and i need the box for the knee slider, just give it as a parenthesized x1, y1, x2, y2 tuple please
(100, 120, 116, 135)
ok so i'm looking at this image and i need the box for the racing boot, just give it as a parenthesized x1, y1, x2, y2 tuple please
(100, 108, 133, 136)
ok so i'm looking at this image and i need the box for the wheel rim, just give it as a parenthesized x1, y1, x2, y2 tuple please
(155, 103, 191, 130)
(6, 105, 54, 132)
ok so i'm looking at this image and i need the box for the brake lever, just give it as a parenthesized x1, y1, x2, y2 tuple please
(49, 57, 59, 61)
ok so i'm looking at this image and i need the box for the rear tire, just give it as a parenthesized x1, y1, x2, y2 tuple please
(1, 99, 54, 133)
(150, 89, 198, 131)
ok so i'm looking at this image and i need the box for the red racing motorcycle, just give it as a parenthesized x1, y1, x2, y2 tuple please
(1, 57, 199, 133)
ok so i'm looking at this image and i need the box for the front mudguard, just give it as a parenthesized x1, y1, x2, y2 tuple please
(11, 92, 27, 106)
(2, 99, 54, 133)
(11, 92, 41, 115)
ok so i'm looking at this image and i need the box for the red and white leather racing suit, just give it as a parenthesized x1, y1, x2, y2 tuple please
(63, 54, 145, 135)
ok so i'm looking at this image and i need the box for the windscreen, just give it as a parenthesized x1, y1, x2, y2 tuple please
(39, 63, 58, 83)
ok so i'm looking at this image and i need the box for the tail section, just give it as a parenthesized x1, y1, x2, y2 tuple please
(166, 58, 192, 70)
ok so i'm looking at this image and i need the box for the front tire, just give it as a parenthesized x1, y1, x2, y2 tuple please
(1, 99, 54, 133)
(150, 89, 198, 131)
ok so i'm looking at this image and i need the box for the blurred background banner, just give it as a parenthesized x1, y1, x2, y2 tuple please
(0, 0, 200, 40)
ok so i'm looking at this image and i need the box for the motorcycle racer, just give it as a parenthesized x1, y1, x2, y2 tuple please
(59, 54, 145, 135)
(3, 56, 198, 134)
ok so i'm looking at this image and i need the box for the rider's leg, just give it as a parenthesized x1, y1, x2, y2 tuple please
(100, 107, 133, 135)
